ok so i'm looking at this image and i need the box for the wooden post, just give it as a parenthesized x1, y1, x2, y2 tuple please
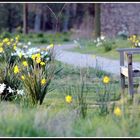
(23, 3, 28, 34)
(120, 51, 125, 94)
(94, 3, 101, 39)
(127, 53, 134, 98)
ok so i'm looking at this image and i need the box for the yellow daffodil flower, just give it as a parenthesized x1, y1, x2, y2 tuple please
(22, 61, 28, 67)
(3, 38, 9, 43)
(7, 42, 10, 46)
(40, 61, 45, 66)
(36, 57, 41, 64)
(15, 35, 20, 41)
(13, 45, 16, 50)
(31, 54, 35, 60)
(0, 47, 4, 53)
(21, 75, 25, 80)
(114, 107, 122, 117)
(10, 38, 14, 42)
(0, 43, 3, 47)
(35, 53, 41, 58)
(18, 53, 22, 58)
(41, 78, 46, 85)
(103, 76, 110, 84)
(65, 95, 72, 103)
(14, 65, 19, 74)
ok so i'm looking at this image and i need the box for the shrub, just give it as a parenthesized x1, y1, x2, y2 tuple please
(102, 40, 113, 52)
(102, 40, 117, 52)
(63, 37, 70, 42)
(0, 32, 12, 39)
(0, 35, 22, 101)
(37, 33, 44, 38)
(39, 38, 49, 44)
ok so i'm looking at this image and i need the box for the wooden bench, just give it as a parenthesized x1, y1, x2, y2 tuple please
(117, 48, 140, 98)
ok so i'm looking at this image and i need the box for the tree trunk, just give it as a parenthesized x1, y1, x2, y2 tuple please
(42, 12, 47, 32)
(94, 3, 101, 39)
(63, 4, 70, 32)
(34, 5, 42, 32)
(23, 3, 28, 34)
(7, 4, 12, 33)
(72, 3, 77, 17)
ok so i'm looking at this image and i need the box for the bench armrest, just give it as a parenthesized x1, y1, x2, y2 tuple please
(116, 48, 140, 52)
(116, 48, 140, 66)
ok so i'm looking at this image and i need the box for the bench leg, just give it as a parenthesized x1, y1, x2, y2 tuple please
(127, 54, 134, 99)
(128, 74, 134, 98)
(121, 73, 125, 94)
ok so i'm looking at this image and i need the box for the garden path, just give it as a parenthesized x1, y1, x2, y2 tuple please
(48, 43, 140, 76)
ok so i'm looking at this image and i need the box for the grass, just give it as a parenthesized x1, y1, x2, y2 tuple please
(0, 102, 53, 137)
(0, 61, 140, 137)
(69, 38, 140, 62)
(0, 61, 121, 137)
(0, 31, 73, 49)
(18, 32, 72, 47)
(0, 31, 140, 137)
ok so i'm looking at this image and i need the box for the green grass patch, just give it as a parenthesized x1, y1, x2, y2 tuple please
(18, 32, 72, 47)
(0, 61, 140, 137)
(70, 38, 140, 62)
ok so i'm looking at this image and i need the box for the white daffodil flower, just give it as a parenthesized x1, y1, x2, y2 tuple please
(97, 38, 100, 42)
(0, 83, 6, 94)
(17, 89, 25, 96)
(7, 86, 14, 93)
(28, 42, 31, 45)
(100, 36, 105, 40)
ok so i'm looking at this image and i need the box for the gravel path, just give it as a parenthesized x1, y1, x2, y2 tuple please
(53, 44, 140, 76)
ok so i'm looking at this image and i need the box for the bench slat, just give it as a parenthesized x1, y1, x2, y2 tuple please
(120, 66, 140, 77)
(117, 48, 140, 97)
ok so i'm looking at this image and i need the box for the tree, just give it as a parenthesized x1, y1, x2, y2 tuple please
(23, 3, 28, 34)
(94, 3, 101, 39)
(62, 4, 70, 32)
(34, 4, 42, 32)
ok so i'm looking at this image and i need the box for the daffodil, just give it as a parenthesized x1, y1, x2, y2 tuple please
(41, 78, 46, 85)
(103, 76, 110, 84)
(14, 65, 19, 74)
(7, 42, 10, 46)
(40, 61, 45, 66)
(0, 47, 4, 53)
(36, 57, 41, 64)
(35, 53, 41, 58)
(13, 43, 17, 46)
(0, 43, 3, 47)
(0, 83, 6, 94)
(10, 38, 14, 42)
(7, 86, 14, 93)
(22, 61, 28, 67)
(114, 107, 122, 117)
(18, 53, 22, 58)
(46, 44, 54, 50)
(13, 45, 16, 50)
(132, 35, 136, 39)
(65, 95, 72, 103)
(21, 75, 25, 80)
(3, 38, 9, 43)
(31, 54, 35, 60)
(15, 35, 20, 41)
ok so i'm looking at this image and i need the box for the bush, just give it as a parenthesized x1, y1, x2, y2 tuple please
(63, 38, 70, 42)
(37, 33, 44, 38)
(39, 38, 49, 44)
(0, 32, 12, 39)
(102, 40, 116, 52)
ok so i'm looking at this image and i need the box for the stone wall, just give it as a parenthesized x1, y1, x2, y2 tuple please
(101, 3, 140, 37)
